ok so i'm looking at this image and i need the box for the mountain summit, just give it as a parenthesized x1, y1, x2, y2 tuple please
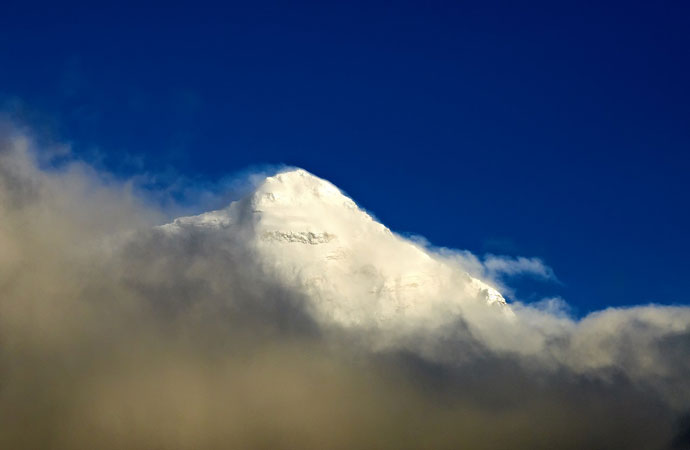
(161, 168, 509, 331)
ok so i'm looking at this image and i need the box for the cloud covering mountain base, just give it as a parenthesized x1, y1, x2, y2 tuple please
(1, 124, 689, 450)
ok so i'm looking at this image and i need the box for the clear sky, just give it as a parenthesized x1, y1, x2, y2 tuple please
(1, 1, 688, 314)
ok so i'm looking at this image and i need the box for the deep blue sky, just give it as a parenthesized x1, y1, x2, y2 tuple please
(1, 1, 689, 314)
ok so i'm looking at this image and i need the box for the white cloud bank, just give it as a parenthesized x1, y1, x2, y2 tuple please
(1, 122, 689, 450)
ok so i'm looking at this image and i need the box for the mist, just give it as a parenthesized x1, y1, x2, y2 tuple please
(1, 124, 689, 450)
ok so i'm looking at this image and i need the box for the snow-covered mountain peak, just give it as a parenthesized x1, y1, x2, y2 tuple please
(244, 168, 384, 244)
(159, 168, 510, 331)
(250, 168, 358, 212)
(259, 168, 335, 193)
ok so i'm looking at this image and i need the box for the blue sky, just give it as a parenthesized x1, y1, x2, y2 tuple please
(1, 1, 688, 314)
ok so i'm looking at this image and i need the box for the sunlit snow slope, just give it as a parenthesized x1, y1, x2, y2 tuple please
(161, 169, 509, 331)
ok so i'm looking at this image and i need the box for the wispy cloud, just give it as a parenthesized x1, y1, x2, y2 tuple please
(483, 254, 558, 281)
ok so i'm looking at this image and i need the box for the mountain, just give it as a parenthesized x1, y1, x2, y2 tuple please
(159, 168, 510, 333)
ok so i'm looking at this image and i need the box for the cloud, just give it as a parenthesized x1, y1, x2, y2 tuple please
(483, 254, 558, 281)
(527, 296, 572, 317)
(0, 122, 689, 450)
